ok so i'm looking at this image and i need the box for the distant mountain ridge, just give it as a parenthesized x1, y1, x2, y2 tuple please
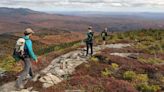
(0, 7, 164, 34)
(53, 11, 164, 19)
(0, 7, 39, 16)
(0, 7, 90, 33)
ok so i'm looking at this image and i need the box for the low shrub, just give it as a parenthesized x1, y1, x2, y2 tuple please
(136, 83, 161, 92)
(117, 33, 125, 39)
(123, 71, 136, 81)
(0, 55, 22, 71)
(101, 68, 111, 77)
(160, 76, 164, 83)
(138, 57, 164, 64)
(111, 63, 119, 70)
(134, 74, 149, 84)
(90, 56, 99, 62)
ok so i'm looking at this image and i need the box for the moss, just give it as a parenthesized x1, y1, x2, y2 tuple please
(101, 68, 112, 77)
(90, 56, 99, 62)
(134, 74, 149, 84)
(111, 63, 119, 70)
(136, 83, 161, 92)
(123, 71, 137, 81)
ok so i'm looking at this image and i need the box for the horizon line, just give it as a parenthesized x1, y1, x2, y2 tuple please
(0, 7, 164, 13)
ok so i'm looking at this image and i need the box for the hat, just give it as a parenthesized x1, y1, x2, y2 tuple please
(24, 28, 34, 34)
(88, 26, 92, 29)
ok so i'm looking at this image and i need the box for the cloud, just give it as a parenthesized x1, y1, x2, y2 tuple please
(0, 0, 164, 12)
(68, 0, 102, 3)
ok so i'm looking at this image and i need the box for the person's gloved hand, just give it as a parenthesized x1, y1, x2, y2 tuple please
(35, 59, 38, 63)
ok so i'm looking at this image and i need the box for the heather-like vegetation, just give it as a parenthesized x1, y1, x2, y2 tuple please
(0, 32, 82, 72)
(109, 29, 164, 54)
(41, 29, 163, 92)
(0, 29, 164, 92)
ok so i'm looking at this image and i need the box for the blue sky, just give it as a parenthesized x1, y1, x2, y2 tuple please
(0, 0, 164, 12)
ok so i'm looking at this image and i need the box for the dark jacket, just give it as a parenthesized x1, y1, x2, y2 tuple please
(101, 31, 108, 38)
(86, 31, 94, 43)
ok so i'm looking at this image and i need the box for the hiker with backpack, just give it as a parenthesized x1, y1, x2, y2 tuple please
(85, 26, 94, 56)
(13, 28, 38, 89)
(101, 28, 108, 45)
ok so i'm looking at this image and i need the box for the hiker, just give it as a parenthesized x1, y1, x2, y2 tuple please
(85, 26, 94, 56)
(14, 28, 38, 89)
(101, 28, 108, 45)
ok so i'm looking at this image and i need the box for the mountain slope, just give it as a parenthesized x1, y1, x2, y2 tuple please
(0, 7, 90, 33)
(0, 7, 38, 16)
(1, 7, 164, 34)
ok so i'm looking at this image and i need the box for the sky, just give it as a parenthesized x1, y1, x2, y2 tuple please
(0, 0, 164, 12)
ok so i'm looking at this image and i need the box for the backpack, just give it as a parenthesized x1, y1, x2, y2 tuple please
(87, 32, 93, 42)
(13, 38, 25, 61)
(101, 32, 107, 38)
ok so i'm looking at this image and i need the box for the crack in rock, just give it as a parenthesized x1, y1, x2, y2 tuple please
(110, 53, 139, 58)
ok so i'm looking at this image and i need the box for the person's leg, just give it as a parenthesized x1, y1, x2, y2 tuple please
(104, 37, 106, 45)
(103, 37, 106, 45)
(90, 43, 93, 56)
(86, 43, 89, 56)
(16, 58, 31, 88)
(29, 67, 33, 78)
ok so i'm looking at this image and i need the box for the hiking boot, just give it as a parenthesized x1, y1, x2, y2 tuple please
(15, 84, 24, 90)
(24, 74, 33, 80)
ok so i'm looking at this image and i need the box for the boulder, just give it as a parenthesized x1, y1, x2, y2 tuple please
(0, 68, 6, 77)
(52, 67, 66, 77)
(106, 44, 131, 48)
(40, 73, 62, 88)
(110, 53, 130, 57)
(71, 52, 79, 59)
(43, 83, 53, 88)
(128, 53, 139, 59)
(18, 89, 29, 92)
(47, 73, 62, 84)
(39, 77, 46, 83)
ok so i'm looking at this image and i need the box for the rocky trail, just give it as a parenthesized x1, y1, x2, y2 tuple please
(0, 43, 139, 92)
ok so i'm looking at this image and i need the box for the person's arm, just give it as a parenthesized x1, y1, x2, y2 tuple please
(106, 32, 108, 36)
(26, 40, 37, 61)
(100, 32, 102, 37)
(92, 32, 94, 39)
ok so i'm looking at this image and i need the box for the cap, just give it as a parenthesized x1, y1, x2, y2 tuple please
(88, 26, 92, 29)
(104, 27, 108, 30)
(24, 28, 34, 34)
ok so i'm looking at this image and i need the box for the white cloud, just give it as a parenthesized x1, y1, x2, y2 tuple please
(0, 0, 164, 12)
